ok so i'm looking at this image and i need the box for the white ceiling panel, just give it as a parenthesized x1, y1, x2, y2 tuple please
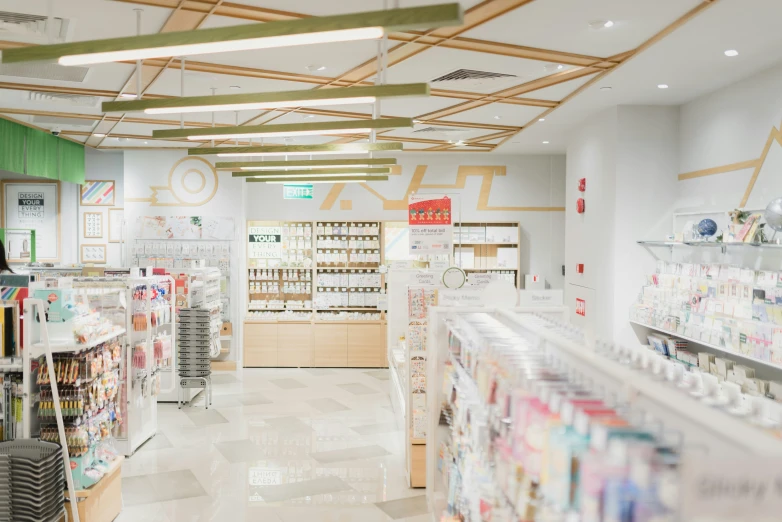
(518, 74, 597, 102)
(438, 102, 545, 127)
(462, 0, 702, 58)
(143, 68, 314, 98)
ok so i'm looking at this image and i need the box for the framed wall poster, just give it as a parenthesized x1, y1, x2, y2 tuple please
(1, 180, 60, 262)
(81, 244, 106, 264)
(80, 180, 115, 206)
(108, 208, 124, 243)
(83, 212, 103, 239)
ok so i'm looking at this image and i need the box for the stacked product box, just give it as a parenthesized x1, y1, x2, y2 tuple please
(178, 308, 212, 401)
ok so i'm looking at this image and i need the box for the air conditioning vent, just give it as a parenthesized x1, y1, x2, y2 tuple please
(431, 68, 517, 83)
(29, 91, 100, 108)
(33, 115, 95, 127)
(0, 10, 71, 44)
(0, 63, 89, 82)
(0, 11, 47, 24)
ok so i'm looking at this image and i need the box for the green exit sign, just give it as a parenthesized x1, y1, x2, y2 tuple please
(282, 184, 313, 200)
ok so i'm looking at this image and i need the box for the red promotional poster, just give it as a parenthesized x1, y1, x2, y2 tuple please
(408, 194, 453, 255)
(408, 195, 452, 225)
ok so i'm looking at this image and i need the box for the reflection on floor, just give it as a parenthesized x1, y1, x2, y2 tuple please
(116, 368, 430, 522)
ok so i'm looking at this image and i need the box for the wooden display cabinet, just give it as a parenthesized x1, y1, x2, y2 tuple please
(243, 220, 387, 369)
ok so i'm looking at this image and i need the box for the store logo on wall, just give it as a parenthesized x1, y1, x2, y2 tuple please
(126, 156, 218, 207)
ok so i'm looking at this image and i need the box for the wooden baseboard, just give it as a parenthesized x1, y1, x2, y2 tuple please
(211, 360, 237, 371)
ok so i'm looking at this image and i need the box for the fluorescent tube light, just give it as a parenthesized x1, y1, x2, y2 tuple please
(218, 150, 361, 157)
(2, 4, 463, 66)
(233, 167, 390, 177)
(104, 84, 429, 115)
(156, 117, 411, 141)
(188, 128, 373, 141)
(263, 179, 384, 184)
(241, 164, 378, 170)
(145, 96, 376, 115)
(60, 28, 384, 66)
(252, 173, 379, 179)
(215, 158, 396, 170)
(190, 142, 403, 157)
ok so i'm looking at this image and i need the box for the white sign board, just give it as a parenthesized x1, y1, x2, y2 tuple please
(248, 226, 282, 259)
(518, 289, 564, 306)
(680, 457, 782, 521)
(3, 181, 59, 260)
(439, 289, 484, 306)
(468, 272, 493, 286)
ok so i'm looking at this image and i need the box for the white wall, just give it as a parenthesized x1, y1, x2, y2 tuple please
(565, 106, 680, 344)
(614, 106, 679, 347)
(565, 108, 617, 338)
(124, 150, 245, 365)
(80, 148, 124, 266)
(245, 153, 567, 289)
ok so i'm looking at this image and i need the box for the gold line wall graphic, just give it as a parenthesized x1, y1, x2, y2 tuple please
(125, 156, 219, 207)
(320, 164, 565, 211)
(677, 121, 782, 207)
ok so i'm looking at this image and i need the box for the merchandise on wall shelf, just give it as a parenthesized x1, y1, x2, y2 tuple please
(451, 222, 520, 285)
(631, 259, 782, 371)
(316, 222, 381, 268)
(248, 220, 313, 268)
(132, 239, 231, 274)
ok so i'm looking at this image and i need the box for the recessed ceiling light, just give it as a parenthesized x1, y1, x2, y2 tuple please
(119, 93, 136, 99)
(557, 64, 564, 70)
(538, 118, 545, 122)
(144, 140, 148, 144)
(302, 114, 315, 119)
(454, 140, 466, 147)
(589, 19, 614, 29)
(542, 141, 549, 144)
(600, 86, 612, 91)
(307, 64, 327, 72)
(724, 49, 739, 57)
(94, 133, 106, 137)
(493, 115, 501, 120)
(657, 84, 669, 89)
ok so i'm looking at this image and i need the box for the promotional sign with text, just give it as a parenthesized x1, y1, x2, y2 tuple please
(408, 194, 452, 255)
(248, 226, 282, 259)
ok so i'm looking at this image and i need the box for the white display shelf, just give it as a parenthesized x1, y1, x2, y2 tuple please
(638, 240, 782, 250)
(29, 328, 126, 355)
(501, 311, 782, 456)
(630, 319, 782, 374)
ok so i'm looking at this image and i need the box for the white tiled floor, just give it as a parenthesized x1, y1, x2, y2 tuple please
(116, 368, 429, 522)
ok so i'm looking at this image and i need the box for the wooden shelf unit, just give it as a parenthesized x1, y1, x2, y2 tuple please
(244, 220, 387, 368)
(452, 221, 521, 287)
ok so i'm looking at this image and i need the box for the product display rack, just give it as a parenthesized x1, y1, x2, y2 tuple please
(426, 307, 782, 522)
(244, 220, 387, 368)
(70, 275, 176, 456)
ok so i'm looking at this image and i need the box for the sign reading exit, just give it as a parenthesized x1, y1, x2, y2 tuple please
(283, 184, 313, 200)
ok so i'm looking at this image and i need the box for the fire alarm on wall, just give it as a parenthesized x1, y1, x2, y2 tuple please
(576, 263, 584, 274)
(578, 178, 586, 192)
(577, 198, 585, 214)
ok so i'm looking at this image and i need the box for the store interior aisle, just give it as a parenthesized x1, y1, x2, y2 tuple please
(115, 369, 428, 522)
